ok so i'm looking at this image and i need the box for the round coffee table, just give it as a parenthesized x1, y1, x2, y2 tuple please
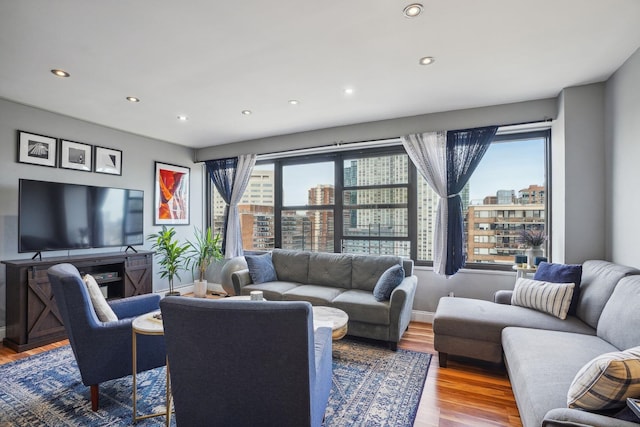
(312, 306, 349, 340)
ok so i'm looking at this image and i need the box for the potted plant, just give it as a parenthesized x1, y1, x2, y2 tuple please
(186, 227, 223, 297)
(147, 226, 190, 296)
(518, 226, 546, 267)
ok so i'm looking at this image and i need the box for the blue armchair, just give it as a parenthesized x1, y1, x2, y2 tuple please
(160, 297, 333, 427)
(47, 263, 166, 411)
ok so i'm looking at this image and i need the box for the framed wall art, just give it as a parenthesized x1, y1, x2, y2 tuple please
(94, 146, 123, 175)
(17, 130, 57, 167)
(154, 161, 190, 225)
(60, 139, 92, 172)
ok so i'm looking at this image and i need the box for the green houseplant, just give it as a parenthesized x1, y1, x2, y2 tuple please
(147, 226, 190, 296)
(185, 227, 224, 297)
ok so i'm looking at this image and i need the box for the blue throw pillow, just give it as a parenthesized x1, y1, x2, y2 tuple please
(373, 264, 405, 302)
(245, 253, 278, 284)
(534, 262, 582, 315)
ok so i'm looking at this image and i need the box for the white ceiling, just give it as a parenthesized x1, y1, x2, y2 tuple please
(1, 1, 639, 149)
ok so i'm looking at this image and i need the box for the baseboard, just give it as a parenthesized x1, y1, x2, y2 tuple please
(411, 310, 434, 324)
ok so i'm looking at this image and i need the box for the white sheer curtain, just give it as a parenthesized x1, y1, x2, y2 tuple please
(224, 153, 256, 258)
(402, 132, 449, 275)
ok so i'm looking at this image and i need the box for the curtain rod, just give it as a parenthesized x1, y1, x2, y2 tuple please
(199, 118, 553, 163)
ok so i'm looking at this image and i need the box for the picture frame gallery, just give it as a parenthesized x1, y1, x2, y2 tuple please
(16, 130, 122, 175)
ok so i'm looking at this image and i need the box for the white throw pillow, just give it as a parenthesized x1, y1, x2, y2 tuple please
(568, 346, 640, 410)
(84, 274, 118, 322)
(511, 278, 574, 320)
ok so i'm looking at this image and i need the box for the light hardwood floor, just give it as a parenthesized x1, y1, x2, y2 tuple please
(0, 322, 522, 426)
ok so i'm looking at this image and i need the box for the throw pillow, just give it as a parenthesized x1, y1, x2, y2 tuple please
(568, 346, 640, 410)
(83, 274, 118, 322)
(373, 264, 405, 302)
(245, 253, 278, 284)
(534, 262, 582, 315)
(511, 278, 574, 320)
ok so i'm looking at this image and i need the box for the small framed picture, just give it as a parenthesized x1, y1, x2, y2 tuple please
(17, 131, 58, 167)
(154, 161, 190, 225)
(94, 146, 123, 175)
(60, 139, 92, 172)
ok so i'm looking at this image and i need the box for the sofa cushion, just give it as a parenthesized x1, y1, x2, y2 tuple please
(534, 262, 582, 315)
(567, 346, 640, 410)
(307, 252, 352, 288)
(332, 290, 391, 325)
(511, 278, 574, 320)
(83, 274, 118, 322)
(373, 264, 404, 301)
(351, 255, 402, 292)
(433, 297, 595, 346)
(597, 276, 640, 350)
(502, 327, 619, 427)
(283, 285, 347, 305)
(576, 260, 639, 329)
(245, 253, 278, 284)
(272, 249, 310, 283)
(242, 281, 300, 300)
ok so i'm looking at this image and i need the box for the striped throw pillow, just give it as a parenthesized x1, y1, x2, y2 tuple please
(511, 278, 574, 319)
(568, 346, 640, 410)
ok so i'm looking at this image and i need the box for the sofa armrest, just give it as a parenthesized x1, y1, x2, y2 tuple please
(543, 407, 639, 427)
(388, 275, 418, 343)
(109, 293, 161, 319)
(494, 290, 513, 305)
(231, 269, 252, 296)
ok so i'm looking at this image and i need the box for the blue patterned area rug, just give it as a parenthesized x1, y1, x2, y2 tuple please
(0, 339, 431, 426)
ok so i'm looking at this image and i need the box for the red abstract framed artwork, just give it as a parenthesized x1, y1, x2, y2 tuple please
(154, 162, 190, 225)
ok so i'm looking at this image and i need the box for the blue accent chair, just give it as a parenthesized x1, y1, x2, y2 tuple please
(160, 297, 333, 427)
(47, 263, 166, 411)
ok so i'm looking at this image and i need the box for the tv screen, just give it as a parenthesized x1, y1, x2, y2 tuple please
(19, 179, 144, 253)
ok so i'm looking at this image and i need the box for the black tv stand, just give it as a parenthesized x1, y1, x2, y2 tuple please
(125, 245, 138, 253)
(2, 250, 154, 352)
(31, 252, 42, 261)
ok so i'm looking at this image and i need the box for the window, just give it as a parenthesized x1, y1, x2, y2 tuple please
(281, 161, 334, 252)
(207, 128, 549, 269)
(210, 164, 275, 251)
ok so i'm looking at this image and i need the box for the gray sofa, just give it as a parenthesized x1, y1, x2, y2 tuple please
(433, 260, 640, 427)
(231, 249, 417, 350)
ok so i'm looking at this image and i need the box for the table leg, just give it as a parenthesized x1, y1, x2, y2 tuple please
(132, 329, 138, 423)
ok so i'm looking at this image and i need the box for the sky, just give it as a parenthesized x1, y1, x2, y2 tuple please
(260, 137, 545, 206)
(468, 138, 545, 202)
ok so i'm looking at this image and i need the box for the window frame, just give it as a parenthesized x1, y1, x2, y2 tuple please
(206, 129, 550, 272)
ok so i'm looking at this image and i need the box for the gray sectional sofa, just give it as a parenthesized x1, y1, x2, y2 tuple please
(231, 249, 417, 350)
(433, 260, 640, 426)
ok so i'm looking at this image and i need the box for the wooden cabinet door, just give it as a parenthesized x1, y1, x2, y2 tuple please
(26, 267, 65, 342)
(124, 254, 153, 296)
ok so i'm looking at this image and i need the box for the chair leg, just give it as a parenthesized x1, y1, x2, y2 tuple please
(389, 341, 398, 351)
(91, 384, 99, 411)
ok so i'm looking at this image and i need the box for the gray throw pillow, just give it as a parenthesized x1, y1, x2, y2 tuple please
(373, 264, 404, 302)
(245, 253, 278, 284)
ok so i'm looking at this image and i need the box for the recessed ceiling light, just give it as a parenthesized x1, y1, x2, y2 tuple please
(344, 88, 354, 95)
(288, 100, 300, 105)
(419, 56, 435, 66)
(403, 3, 423, 18)
(126, 96, 140, 103)
(51, 69, 70, 78)
(177, 115, 189, 121)
(241, 110, 252, 115)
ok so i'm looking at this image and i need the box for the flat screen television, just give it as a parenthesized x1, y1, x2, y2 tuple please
(18, 179, 144, 254)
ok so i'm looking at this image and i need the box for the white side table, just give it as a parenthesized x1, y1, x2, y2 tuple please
(132, 311, 172, 426)
(512, 265, 537, 280)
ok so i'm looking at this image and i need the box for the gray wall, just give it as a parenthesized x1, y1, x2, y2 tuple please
(552, 83, 607, 264)
(605, 47, 640, 267)
(0, 98, 204, 329)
